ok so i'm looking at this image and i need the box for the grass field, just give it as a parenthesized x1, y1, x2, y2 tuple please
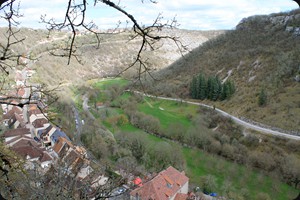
(138, 98, 194, 130)
(88, 78, 299, 200)
(182, 148, 298, 200)
(90, 78, 129, 90)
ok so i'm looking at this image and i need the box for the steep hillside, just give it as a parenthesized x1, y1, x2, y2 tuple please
(0, 27, 223, 86)
(145, 9, 300, 132)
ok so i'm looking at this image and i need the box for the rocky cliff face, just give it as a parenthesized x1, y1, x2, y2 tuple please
(237, 9, 300, 35)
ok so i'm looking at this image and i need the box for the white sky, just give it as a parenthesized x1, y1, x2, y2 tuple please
(0, 0, 298, 30)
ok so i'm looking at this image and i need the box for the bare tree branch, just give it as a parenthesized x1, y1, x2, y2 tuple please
(39, 0, 187, 81)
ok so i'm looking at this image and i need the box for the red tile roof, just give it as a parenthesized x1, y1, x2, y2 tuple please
(39, 152, 53, 162)
(3, 128, 31, 138)
(5, 135, 33, 146)
(130, 166, 189, 200)
(14, 113, 25, 127)
(64, 149, 84, 167)
(53, 137, 74, 155)
(12, 145, 43, 160)
(175, 193, 188, 200)
(17, 87, 25, 97)
(8, 136, 43, 150)
(28, 104, 42, 115)
(7, 136, 52, 163)
(32, 118, 48, 128)
(3, 106, 22, 119)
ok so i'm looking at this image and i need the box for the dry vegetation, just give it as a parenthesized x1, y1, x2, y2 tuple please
(143, 9, 300, 132)
(0, 27, 224, 87)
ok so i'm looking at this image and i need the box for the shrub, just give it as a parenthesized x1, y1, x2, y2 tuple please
(200, 175, 217, 194)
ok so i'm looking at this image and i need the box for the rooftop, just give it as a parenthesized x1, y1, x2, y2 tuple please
(3, 128, 31, 138)
(130, 166, 189, 200)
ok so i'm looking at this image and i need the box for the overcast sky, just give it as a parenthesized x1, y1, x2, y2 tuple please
(1, 0, 298, 30)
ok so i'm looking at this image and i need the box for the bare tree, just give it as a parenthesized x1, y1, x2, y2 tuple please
(0, 0, 60, 109)
(0, 0, 24, 73)
(0, 0, 186, 102)
(39, 0, 186, 81)
(0, 1, 186, 199)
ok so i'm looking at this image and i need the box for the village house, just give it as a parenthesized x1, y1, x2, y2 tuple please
(53, 137, 75, 157)
(37, 124, 57, 147)
(4, 134, 53, 169)
(1, 101, 21, 115)
(50, 129, 70, 146)
(3, 128, 31, 143)
(2, 106, 24, 128)
(36, 124, 70, 148)
(28, 108, 47, 122)
(77, 165, 94, 180)
(53, 137, 89, 175)
(130, 166, 189, 200)
(28, 110, 48, 130)
(15, 70, 26, 86)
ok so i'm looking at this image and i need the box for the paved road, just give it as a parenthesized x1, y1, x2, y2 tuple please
(82, 93, 96, 120)
(71, 101, 102, 165)
(71, 103, 82, 143)
(131, 91, 300, 141)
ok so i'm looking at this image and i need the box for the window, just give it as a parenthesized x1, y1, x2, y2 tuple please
(167, 182, 172, 188)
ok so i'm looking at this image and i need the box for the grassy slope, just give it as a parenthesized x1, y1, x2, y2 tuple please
(88, 78, 298, 200)
(145, 10, 300, 132)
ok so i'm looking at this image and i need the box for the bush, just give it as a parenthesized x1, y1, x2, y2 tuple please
(166, 123, 185, 141)
(200, 175, 217, 194)
(240, 134, 260, 148)
(256, 192, 271, 200)
(249, 151, 276, 171)
(130, 111, 161, 134)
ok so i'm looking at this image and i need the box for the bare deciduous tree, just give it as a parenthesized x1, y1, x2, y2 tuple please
(0, 1, 186, 199)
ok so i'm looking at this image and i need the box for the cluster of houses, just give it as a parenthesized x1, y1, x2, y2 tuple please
(0, 67, 107, 192)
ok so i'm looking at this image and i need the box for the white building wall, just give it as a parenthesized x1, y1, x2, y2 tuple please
(41, 160, 52, 169)
(170, 181, 189, 200)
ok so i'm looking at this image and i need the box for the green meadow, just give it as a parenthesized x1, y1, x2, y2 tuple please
(87, 78, 299, 200)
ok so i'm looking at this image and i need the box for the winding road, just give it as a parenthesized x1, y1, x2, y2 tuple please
(131, 91, 300, 141)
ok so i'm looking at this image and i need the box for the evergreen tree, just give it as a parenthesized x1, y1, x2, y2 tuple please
(228, 80, 236, 97)
(190, 73, 235, 101)
(221, 80, 235, 100)
(211, 77, 218, 101)
(198, 73, 207, 100)
(221, 82, 229, 100)
(207, 76, 214, 100)
(258, 88, 267, 106)
(216, 76, 222, 99)
(190, 76, 198, 99)
(211, 76, 222, 101)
